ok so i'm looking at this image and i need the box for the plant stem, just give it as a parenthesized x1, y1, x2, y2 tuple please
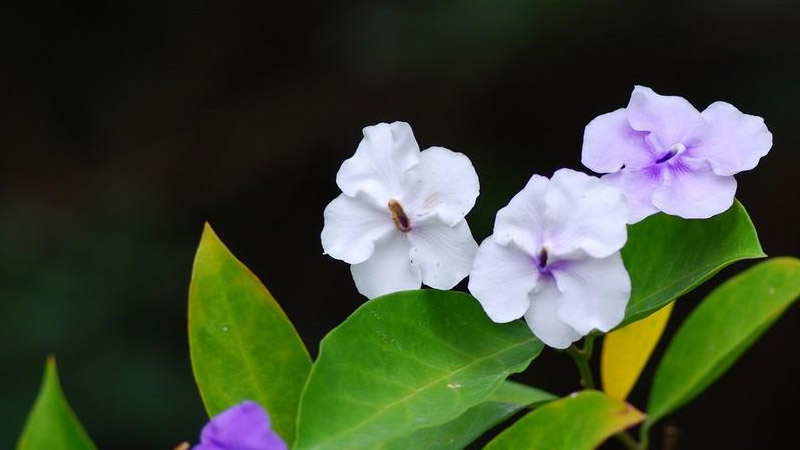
(565, 344, 596, 389)
(639, 425, 650, 450)
(615, 431, 641, 450)
(568, 335, 647, 450)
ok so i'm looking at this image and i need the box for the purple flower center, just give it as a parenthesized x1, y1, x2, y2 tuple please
(654, 142, 687, 164)
(537, 248, 549, 269)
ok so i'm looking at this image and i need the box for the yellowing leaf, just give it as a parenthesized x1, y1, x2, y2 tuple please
(482, 390, 645, 450)
(601, 302, 674, 400)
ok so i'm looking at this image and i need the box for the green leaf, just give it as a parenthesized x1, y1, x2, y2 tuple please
(621, 200, 764, 326)
(482, 390, 645, 450)
(17, 357, 97, 450)
(295, 290, 544, 450)
(189, 223, 312, 444)
(647, 257, 800, 427)
(380, 381, 556, 450)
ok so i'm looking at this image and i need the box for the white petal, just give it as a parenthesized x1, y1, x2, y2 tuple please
(468, 237, 539, 323)
(626, 86, 702, 147)
(651, 159, 737, 219)
(402, 146, 480, 226)
(336, 122, 421, 204)
(321, 193, 395, 264)
(407, 218, 478, 290)
(493, 175, 549, 256)
(543, 169, 628, 258)
(602, 169, 661, 224)
(551, 252, 631, 335)
(688, 101, 772, 176)
(351, 231, 421, 299)
(524, 277, 582, 349)
(582, 108, 654, 173)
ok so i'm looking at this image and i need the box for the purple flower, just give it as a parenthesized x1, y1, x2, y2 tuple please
(582, 85, 772, 223)
(468, 169, 631, 349)
(193, 401, 287, 450)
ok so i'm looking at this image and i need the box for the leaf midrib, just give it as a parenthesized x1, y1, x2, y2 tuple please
(305, 336, 538, 449)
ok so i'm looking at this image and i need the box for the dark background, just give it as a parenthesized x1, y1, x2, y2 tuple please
(2, 0, 799, 448)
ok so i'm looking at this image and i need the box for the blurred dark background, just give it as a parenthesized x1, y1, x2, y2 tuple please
(2, 0, 799, 448)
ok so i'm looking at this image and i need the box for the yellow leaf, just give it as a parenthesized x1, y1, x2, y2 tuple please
(601, 302, 674, 400)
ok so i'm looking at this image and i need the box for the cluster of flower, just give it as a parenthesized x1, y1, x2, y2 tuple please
(186, 86, 771, 450)
(322, 85, 772, 350)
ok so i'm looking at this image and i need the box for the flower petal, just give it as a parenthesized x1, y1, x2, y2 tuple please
(468, 237, 539, 323)
(402, 146, 480, 226)
(552, 252, 631, 335)
(626, 86, 702, 147)
(194, 401, 287, 450)
(321, 193, 395, 264)
(602, 169, 661, 224)
(651, 160, 737, 219)
(350, 231, 421, 298)
(336, 122, 421, 204)
(524, 276, 582, 349)
(543, 169, 628, 258)
(582, 108, 654, 173)
(688, 101, 772, 176)
(407, 218, 478, 290)
(493, 174, 549, 256)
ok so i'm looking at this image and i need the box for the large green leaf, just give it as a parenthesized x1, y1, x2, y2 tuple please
(482, 390, 644, 450)
(294, 290, 544, 450)
(17, 357, 97, 450)
(380, 381, 555, 450)
(647, 257, 800, 427)
(189, 223, 312, 444)
(621, 200, 764, 326)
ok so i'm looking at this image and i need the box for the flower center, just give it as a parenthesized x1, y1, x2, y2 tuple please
(537, 247, 548, 269)
(388, 199, 412, 232)
(655, 142, 686, 164)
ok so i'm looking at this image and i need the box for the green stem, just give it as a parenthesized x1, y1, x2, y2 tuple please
(639, 425, 650, 450)
(615, 431, 641, 450)
(568, 335, 647, 450)
(565, 344, 596, 389)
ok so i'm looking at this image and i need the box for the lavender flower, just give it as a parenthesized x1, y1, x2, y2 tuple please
(468, 169, 631, 349)
(582, 85, 772, 223)
(192, 401, 287, 450)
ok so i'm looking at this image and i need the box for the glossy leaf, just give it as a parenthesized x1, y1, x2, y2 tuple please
(380, 381, 555, 450)
(17, 357, 97, 450)
(189, 223, 312, 444)
(621, 200, 764, 326)
(647, 257, 800, 427)
(295, 290, 544, 450)
(602, 302, 674, 400)
(483, 390, 644, 450)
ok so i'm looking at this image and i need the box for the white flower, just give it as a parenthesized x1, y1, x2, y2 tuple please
(468, 169, 631, 349)
(321, 121, 480, 299)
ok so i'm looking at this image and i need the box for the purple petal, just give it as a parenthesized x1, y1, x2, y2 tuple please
(626, 86, 702, 148)
(194, 401, 287, 450)
(686, 101, 772, 176)
(602, 169, 661, 224)
(524, 276, 582, 349)
(581, 108, 654, 173)
(468, 237, 540, 323)
(651, 159, 737, 219)
(551, 252, 631, 335)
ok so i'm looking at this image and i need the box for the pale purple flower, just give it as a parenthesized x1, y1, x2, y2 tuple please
(192, 401, 287, 450)
(468, 169, 631, 349)
(582, 85, 772, 223)
(322, 121, 479, 298)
